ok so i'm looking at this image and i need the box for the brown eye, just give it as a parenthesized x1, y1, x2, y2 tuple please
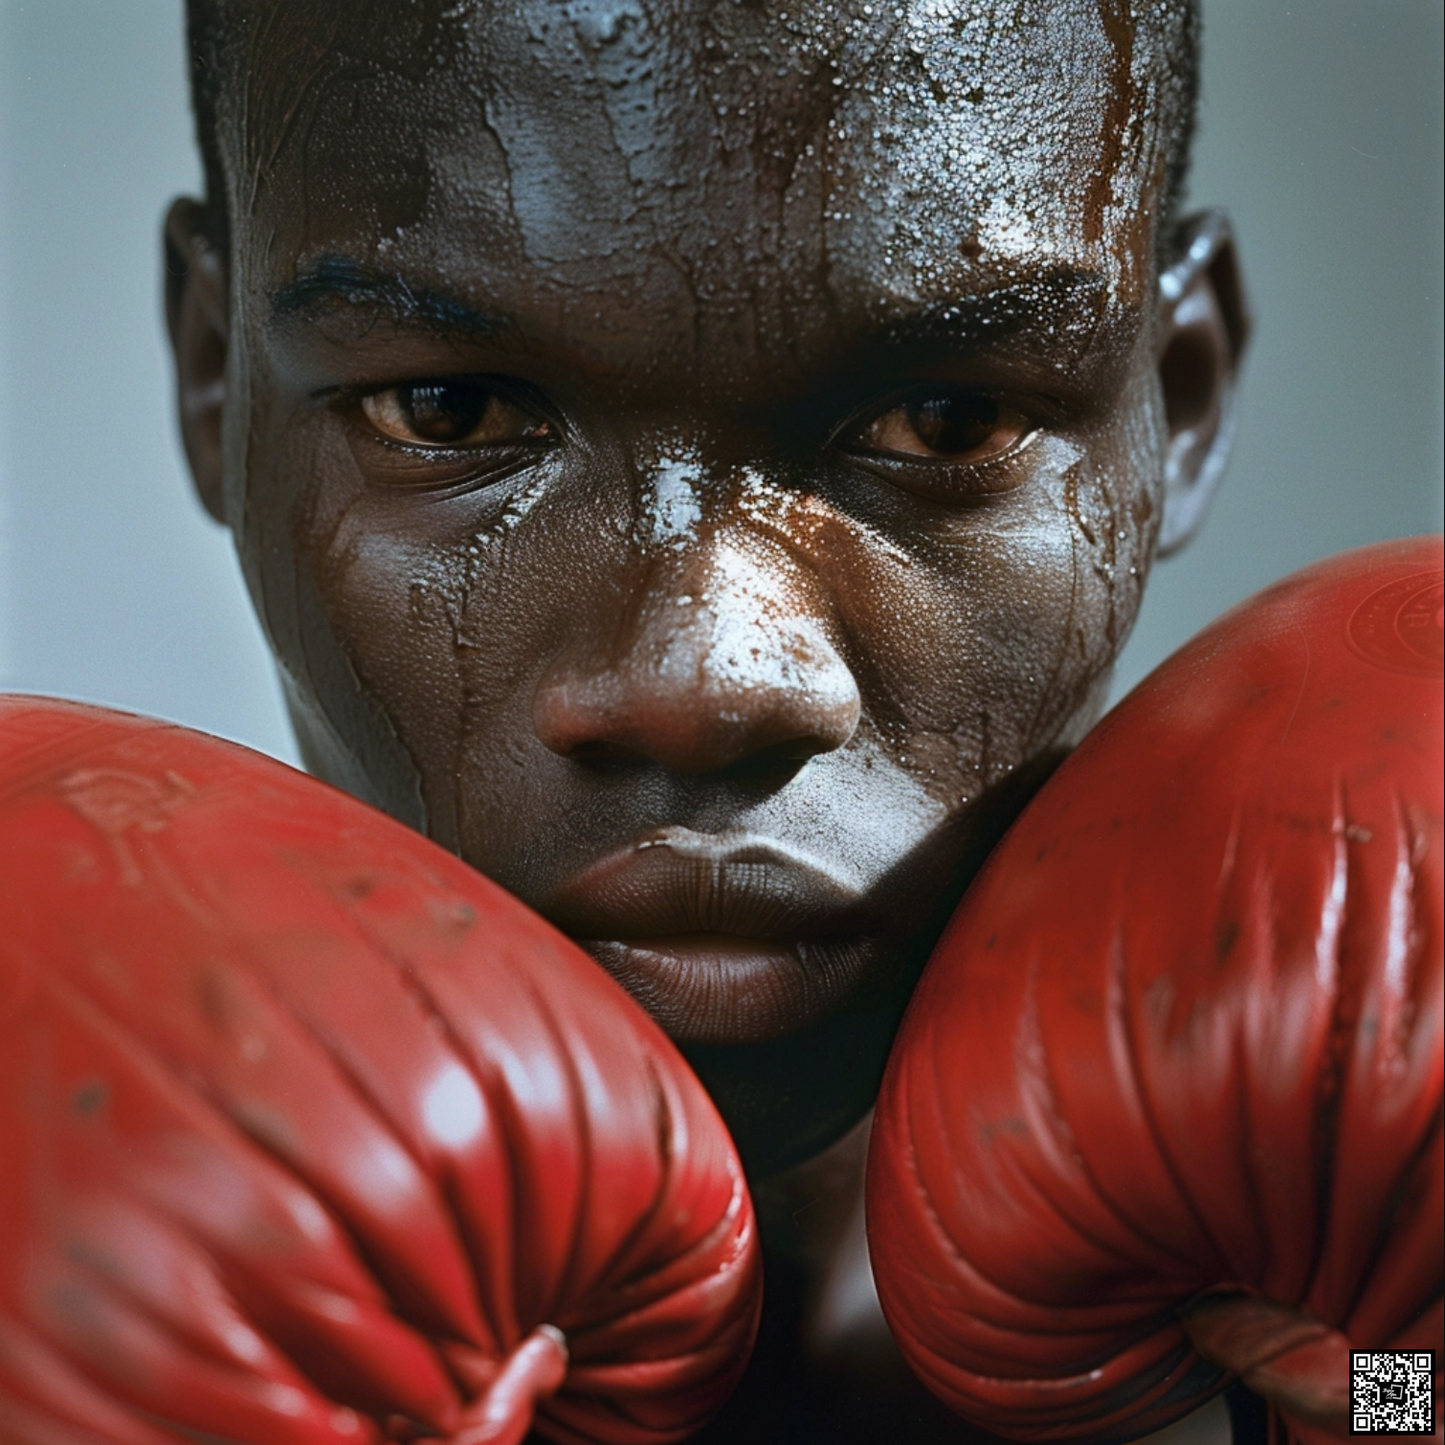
(361, 381, 553, 447)
(855, 388, 1030, 463)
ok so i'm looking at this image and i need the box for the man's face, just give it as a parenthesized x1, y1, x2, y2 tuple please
(176, 0, 1227, 1167)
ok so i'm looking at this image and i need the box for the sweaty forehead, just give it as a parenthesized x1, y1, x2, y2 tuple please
(233, 0, 1185, 361)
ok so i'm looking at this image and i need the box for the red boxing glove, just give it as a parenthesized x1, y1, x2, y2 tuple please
(0, 699, 760, 1444)
(867, 538, 1443, 1444)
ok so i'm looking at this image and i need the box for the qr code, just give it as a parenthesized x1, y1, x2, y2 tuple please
(1351, 1350, 1436, 1435)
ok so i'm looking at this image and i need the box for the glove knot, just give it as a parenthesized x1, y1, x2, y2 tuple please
(1181, 1292, 1350, 1438)
(448, 1324, 570, 1445)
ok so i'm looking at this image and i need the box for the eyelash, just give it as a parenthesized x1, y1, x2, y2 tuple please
(847, 390, 1035, 457)
(351, 379, 558, 451)
(342, 377, 1052, 503)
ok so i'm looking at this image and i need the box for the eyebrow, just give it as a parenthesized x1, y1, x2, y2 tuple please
(881, 266, 1114, 348)
(269, 256, 1120, 369)
(270, 256, 511, 338)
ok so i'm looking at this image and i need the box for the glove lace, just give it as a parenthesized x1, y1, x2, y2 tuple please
(447, 1324, 569, 1445)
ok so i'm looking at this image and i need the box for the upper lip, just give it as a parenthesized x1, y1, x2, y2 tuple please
(540, 827, 868, 940)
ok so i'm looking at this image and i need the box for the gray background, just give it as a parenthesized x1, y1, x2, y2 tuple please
(1, 1, 1441, 767)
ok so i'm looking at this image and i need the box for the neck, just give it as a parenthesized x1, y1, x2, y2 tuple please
(752, 1110, 917, 1385)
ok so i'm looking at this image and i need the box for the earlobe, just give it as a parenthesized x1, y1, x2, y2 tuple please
(164, 198, 229, 525)
(1155, 209, 1250, 556)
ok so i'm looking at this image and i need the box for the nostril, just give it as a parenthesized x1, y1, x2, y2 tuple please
(715, 738, 822, 785)
(566, 737, 647, 769)
(532, 676, 616, 761)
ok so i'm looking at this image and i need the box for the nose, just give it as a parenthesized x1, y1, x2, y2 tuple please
(532, 534, 861, 775)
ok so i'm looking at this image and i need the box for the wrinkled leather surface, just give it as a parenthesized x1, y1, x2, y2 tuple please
(868, 538, 1443, 1444)
(0, 700, 760, 1444)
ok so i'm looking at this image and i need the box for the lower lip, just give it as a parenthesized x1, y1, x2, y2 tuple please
(580, 934, 868, 1046)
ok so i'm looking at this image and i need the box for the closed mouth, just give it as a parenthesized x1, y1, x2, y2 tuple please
(540, 828, 880, 1043)
(542, 827, 868, 940)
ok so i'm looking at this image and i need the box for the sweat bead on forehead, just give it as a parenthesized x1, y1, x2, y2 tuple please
(207, 0, 1193, 383)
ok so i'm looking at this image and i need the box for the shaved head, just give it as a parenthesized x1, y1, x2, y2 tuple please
(187, 0, 1199, 264)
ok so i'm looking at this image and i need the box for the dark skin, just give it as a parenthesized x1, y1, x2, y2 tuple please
(166, 1, 1246, 1436)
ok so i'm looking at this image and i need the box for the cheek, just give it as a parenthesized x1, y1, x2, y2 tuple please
(305, 496, 540, 844)
(837, 427, 1157, 803)
(333, 527, 472, 755)
(271, 444, 630, 859)
(240, 418, 482, 832)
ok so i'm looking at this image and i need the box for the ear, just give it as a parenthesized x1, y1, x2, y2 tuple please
(165, 198, 229, 525)
(1154, 209, 1250, 556)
